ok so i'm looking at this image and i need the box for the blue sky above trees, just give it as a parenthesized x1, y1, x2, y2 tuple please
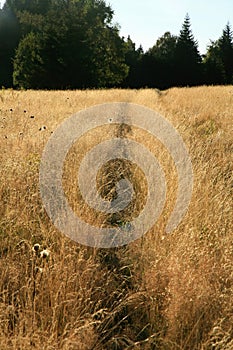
(1, 1, 232, 89)
(110, 0, 233, 54)
(1, 0, 232, 54)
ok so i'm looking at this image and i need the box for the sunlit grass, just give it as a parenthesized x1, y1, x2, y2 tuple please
(0, 86, 232, 349)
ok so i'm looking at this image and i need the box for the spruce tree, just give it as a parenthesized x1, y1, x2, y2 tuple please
(174, 14, 202, 86)
(218, 23, 233, 83)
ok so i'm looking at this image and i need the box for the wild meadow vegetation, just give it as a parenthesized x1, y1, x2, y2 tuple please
(0, 86, 232, 349)
(1, 0, 233, 90)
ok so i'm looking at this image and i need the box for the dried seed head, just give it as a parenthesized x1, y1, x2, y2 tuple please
(40, 249, 50, 259)
(32, 243, 41, 253)
(35, 267, 43, 273)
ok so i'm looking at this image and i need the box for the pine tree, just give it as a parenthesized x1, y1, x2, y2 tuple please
(174, 14, 202, 86)
(218, 23, 233, 83)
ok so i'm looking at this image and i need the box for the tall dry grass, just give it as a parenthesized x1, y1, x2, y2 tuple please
(0, 87, 232, 349)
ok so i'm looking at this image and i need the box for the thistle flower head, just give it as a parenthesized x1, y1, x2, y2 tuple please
(32, 243, 41, 253)
(40, 249, 50, 259)
(35, 266, 43, 273)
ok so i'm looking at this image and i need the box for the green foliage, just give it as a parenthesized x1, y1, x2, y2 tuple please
(175, 14, 202, 86)
(148, 32, 177, 61)
(217, 23, 233, 83)
(144, 32, 177, 88)
(13, 32, 45, 89)
(122, 35, 143, 88)
(203, 41, 226, 84)
(9, 0, 128, 89)
(1, 2, 233, 89)
(0, 5, 19, 87)
(204, 24, 233, 84)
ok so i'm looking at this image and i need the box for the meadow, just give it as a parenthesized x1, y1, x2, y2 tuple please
(0, 86, 232, 349)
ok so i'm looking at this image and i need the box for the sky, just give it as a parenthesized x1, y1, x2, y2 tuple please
(1, 0, 233, 54)
(109, 0, 233, 54)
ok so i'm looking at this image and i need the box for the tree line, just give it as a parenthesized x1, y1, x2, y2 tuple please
(0, 0, 233, 89)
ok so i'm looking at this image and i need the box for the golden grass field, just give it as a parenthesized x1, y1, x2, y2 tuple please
(0, 87, 232, 349)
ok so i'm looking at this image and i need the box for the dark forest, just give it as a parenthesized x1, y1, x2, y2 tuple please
(1, 0, 233, 89)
